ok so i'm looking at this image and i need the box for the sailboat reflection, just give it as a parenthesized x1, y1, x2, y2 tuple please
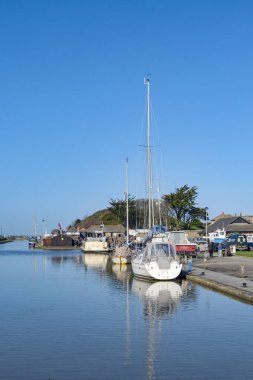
(81, 253, 109, 270)
(132, 279, 183, 380)
(132, 279, 182, 318)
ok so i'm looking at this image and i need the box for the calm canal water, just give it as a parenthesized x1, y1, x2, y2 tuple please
(0, 241, 253, 380)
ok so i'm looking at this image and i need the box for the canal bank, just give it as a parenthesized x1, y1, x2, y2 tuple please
(34, 245, 81, 250)
(187, 255, 253, 304)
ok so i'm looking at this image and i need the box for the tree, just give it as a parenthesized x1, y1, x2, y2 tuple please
(73, 219, 82, 227)
(108, 197, 172, 229)
(108, 196, 136, 228)
(163, 185, 206, 230)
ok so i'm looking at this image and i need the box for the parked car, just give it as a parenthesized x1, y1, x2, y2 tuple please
(226, 234, 248, 251)
(246, 235, 253, 251)
(247, 242, 253, 251)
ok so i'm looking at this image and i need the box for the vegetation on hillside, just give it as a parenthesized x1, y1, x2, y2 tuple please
(69, 184, 206, 231)
(68, 209, 120, 230)
(0, 236, 12, 243)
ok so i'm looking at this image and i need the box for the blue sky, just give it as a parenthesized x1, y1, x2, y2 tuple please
(1, 0, 253, 235)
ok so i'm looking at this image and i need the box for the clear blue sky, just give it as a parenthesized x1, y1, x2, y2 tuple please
(1, 0, 253, 235)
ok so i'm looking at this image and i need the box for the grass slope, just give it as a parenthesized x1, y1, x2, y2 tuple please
(236, 251, 253, 258)
(78, 209, 120, 229)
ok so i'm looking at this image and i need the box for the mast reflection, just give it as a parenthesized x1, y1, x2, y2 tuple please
(132, 279, 182, 318)
(132, 279, 183, 380)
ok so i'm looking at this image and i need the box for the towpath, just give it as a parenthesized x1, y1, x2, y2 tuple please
(187, 255, 253, 304)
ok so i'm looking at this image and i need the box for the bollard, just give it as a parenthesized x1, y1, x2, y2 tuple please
(241, 265, 245, 278)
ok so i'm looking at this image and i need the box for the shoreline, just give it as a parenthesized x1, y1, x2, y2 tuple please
(0, 240, 14, 244)
(187, 255, 253, 305)
(34, 245, 81, 250)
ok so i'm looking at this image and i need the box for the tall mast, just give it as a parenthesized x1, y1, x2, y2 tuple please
(144, 78, 152, 229)
(33, 212, 37, 237)
(158, 177, 161, 226)
(125, 158, 129, 245)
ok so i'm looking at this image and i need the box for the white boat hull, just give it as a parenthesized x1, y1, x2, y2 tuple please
(81, 241, 111, 253)
(131, 259, 182, 281)
(112, 246, 132, 265)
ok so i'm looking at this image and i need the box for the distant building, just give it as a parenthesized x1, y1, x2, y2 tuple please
(244, 215, 253, 224)
(208, 215, 253, 235)
(129, 229, 150, 240)
(80, 224, 125, 239)
(210, 212, 234, 222)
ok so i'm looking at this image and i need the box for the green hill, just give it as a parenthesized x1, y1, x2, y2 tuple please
(70, 209, 121, 230)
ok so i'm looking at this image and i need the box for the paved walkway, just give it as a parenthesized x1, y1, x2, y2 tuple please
(186, 255, 253, 304)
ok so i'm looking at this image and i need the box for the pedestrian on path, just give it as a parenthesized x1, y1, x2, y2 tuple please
(208, 241, 214, 258)
(188, 257, 192, 273)
(218, 243, 222, 257)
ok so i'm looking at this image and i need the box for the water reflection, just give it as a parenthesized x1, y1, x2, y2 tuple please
(132, 279, 183, 318)
(81, 253, 109, 269)
(132, 279, 184, 380)
(2, 244, 253, 380)
(112, 263, 132, 282)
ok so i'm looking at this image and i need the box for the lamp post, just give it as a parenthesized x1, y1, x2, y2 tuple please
(42, 219, 45, 237)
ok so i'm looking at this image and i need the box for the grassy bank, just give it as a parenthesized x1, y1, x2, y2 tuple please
(0, 240, 13, 244)
(236, 251, 253, 258)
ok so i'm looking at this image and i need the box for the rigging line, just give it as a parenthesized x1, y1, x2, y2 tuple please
(149, 90, 170, 200)
(134, 86, 149, 206)
(148, 93, 165, 203)
(150, 150, 155, 227)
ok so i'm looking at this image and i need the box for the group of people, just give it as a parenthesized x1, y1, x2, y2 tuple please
(208, 241, 223, 257)
(208, 241, 232, 257)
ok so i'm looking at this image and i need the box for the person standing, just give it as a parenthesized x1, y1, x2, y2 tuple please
(188, 257, 192, 273)
(218, 243, 222, 257)
(208, 241, 214, 258)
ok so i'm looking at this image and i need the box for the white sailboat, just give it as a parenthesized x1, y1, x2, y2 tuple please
(131, 78, 182, 281)
(112, 158, 132, 265)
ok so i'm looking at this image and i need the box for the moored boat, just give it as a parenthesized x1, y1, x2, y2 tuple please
(167, 231, 198, 257)
(112, 158, 132, 265)
(131, 78, 181, 281)
(81, 236, 111, 253)
(131, 230, 182, 281)
(112, 245, 132, 264)
(28, 237, 38, 248)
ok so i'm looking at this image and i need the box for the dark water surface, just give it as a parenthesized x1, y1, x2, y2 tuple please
(0, 241, 252, 380)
